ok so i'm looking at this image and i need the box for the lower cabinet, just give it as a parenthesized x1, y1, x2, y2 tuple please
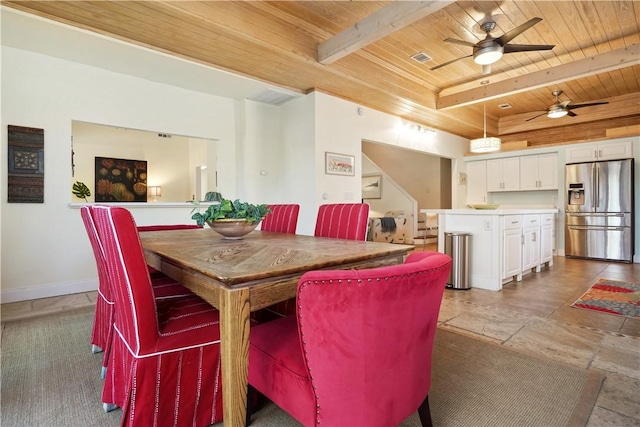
(502, 215, 522, 281)
(540, 214, 554, 266)
(521, 214, 541, 273)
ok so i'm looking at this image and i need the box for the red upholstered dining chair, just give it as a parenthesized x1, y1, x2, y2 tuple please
(81, 207, 196, 379)
(248, 251, 451, 427)
(92, 205, 224, 426)
(260, 204, 300, 234)
(314, 203, 370, 241)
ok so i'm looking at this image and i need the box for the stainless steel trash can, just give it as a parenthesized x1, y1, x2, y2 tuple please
(444, 232, 470, 289)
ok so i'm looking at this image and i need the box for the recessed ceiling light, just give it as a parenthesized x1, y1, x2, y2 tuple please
(497, 103, 512, 109)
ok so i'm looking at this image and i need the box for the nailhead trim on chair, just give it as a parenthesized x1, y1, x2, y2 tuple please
(296, 263, 450, 424)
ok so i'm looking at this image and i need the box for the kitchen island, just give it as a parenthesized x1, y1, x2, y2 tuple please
(421, 207, 558, 291)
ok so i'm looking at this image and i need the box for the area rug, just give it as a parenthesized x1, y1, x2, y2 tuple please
(1, 308, 603, 427)
(572, 278, 640, 318)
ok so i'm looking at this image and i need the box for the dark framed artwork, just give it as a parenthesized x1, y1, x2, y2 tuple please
(95, 157, 147, 202)
(8, 125, 45, 203)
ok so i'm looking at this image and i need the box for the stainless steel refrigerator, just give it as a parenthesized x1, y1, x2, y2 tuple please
(565, 158, 634, 262)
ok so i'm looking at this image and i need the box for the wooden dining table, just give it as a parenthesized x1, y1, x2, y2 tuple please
(140, 228, 414, 426)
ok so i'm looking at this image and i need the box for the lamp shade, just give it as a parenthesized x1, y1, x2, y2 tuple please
(470, 137, 501, 153)
(149, 186, 162, 199)
(470, 104, 501, 153)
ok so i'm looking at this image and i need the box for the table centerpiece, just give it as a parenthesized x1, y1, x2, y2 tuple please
(191, 198, 271, 239)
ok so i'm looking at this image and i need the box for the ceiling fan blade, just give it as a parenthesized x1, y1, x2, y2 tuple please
(559, 100, 571, 108)
(482, 64, 492, 75)
(443, 38, 477, 48)
(503, 43, 555, 53)
(496, 17, 542, 46)
(566, 101, 609, 110)
(567, 111, 578, 117)
(430, 54, 472, 71)
(525, 111, 548, 122)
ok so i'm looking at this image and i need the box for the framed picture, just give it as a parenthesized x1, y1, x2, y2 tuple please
(95, 157, 148, 202)
(362, 174, 382, 199)
(325, 152, 355, 176)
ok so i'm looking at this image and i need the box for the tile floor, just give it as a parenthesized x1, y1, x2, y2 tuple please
(1, 250, 639, 426)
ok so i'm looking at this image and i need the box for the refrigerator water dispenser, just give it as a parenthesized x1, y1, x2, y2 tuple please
(567, 183, 584, 205)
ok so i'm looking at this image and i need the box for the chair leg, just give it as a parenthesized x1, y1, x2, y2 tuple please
(418, 395, 433, 427)
(91, 344, 103, 354)
(100, 365, 107, 380)
(246, 384, 256, 426)
(102, 403, 118, 413)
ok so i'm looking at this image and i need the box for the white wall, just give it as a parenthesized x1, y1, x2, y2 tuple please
(1, 46, 238, 301)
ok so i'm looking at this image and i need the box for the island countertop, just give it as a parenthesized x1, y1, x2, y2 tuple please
(421, 207, 558, 215)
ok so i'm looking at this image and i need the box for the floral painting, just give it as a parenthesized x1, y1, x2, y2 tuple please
(325, 152, 355, 176)
(94, 157, 147, 202)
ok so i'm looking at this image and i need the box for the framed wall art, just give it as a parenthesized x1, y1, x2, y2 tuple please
(7, 125, 45, 203)
(95, 157, 148, 202)
(325, 152, 355, 176)
(362, 174, 382, 199)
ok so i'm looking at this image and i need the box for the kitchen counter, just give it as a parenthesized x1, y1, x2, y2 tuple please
(423, 208, 557, 215)
(421, 208, 558, 291)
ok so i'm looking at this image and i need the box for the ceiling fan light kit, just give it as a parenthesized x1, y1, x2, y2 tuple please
(473, 44, 503, 65)
(470, 105, 501, 153)
(547, 105, 568, 119)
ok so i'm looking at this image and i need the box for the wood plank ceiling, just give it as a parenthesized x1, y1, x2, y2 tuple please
(3, 1, 639, 148)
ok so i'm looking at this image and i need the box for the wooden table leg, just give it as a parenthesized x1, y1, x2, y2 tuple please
(220, 287, 251, 426)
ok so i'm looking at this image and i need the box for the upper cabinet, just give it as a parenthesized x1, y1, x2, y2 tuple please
(520, 153, 558, 191)
(466, 160, 488, 205)
(487, 157, 520, 192)
(566, 141, 633, 163)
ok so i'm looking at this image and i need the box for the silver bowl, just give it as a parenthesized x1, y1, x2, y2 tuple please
(206, 219, 260, 240)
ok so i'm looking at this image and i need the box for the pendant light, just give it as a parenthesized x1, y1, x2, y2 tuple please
(470, 105, 501, 153)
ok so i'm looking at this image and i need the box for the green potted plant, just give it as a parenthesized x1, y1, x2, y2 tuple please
(192, 198, 271, 239)
(72, 181, 91, 202)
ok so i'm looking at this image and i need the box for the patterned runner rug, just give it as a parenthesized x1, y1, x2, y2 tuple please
(572, 278, 640, 318)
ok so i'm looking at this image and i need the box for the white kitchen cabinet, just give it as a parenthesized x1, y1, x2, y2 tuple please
(540, 213, 555, 267)
(566, 140, 632, 163)
(502, 215, 522, 281)
(430, 208, 557, 291)
(521, 215, 541, 273)
(520, 153, 558, 190)
(466, 160, 488, 205)
(487, 157, 520, 192)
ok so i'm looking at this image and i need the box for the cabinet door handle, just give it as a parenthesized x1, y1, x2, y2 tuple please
(521, 235, 524, 245)
(598, 149, 602, 158)
(532, 232, 537, 242)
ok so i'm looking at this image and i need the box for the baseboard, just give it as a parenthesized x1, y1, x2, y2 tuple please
(1, 279, 98, 303)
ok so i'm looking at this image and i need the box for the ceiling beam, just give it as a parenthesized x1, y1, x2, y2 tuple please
(317, 1, 453, 65)
(436, 44, 640, 110)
